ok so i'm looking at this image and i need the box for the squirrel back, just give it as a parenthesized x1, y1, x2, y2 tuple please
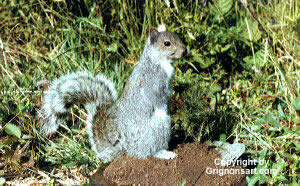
(38, 24, 186, 162)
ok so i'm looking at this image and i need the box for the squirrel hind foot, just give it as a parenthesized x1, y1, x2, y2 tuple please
(153, 150, 177, 160)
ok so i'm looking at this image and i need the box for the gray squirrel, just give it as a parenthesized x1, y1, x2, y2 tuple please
(38, 24, 186, 162)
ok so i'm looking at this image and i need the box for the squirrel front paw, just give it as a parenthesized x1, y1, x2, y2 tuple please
(153, 150, 177, 160)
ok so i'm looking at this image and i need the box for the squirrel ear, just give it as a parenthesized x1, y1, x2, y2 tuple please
(157, 24, 167, 32)
(149, 27, 159, 45)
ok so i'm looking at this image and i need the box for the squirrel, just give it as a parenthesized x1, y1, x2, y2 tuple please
(38, 24, 186, 162)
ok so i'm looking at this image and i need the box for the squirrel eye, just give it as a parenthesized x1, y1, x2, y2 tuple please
(164, 41, 171, 47)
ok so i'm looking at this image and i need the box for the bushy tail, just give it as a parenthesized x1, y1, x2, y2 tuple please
(38, 71, 118, 137)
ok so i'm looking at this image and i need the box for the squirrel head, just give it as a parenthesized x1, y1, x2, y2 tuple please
(148, 24, 186, 62)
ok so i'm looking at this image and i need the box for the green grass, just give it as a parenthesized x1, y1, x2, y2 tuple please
(0, 0, 299, 185)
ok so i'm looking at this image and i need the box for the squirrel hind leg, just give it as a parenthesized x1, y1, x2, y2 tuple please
(86, 106, 123, 162)
(93, 141, 123, 163)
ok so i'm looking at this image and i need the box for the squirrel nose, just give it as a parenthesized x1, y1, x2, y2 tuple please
(180, 46, 187, 58)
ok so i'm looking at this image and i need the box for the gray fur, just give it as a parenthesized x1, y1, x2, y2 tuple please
(38, 71, 118, 137)
(38, 26, 185, 162)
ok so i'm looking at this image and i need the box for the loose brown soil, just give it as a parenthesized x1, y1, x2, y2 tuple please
(90, 143, 246, 185)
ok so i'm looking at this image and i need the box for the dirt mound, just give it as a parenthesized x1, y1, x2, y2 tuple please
(90, 143, 246, 185)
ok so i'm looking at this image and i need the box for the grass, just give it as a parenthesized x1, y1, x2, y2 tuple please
(0, 0, 299, 185)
